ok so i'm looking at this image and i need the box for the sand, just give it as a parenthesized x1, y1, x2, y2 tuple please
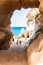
(0, 44, 27, 65)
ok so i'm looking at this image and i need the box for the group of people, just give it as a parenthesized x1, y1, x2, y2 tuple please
(12, 8, 41, 46)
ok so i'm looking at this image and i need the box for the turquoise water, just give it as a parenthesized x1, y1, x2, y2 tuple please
(11, 27, 26, 36)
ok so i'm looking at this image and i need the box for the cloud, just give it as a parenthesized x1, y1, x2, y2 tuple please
(10, 8, 31, 27)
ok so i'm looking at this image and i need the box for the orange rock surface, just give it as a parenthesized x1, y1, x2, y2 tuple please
(0, 0, 43, 65)
(27, 33, 43, 65)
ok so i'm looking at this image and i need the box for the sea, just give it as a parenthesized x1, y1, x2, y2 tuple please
(11, 27, 26, 36)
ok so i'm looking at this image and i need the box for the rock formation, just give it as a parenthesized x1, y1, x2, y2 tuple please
(39, 0, 43, 32)
(0, 0, 39, 28)
(0, 0, 43, 65)
(26, 6, 43, 65)
(0, 0, 42, 50)
(0, 27, 13, 50)
(0, 0, 40, 49)
(27, 33, 43, 65)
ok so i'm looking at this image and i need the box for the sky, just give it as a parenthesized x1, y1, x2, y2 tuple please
(10, 8, 31, 27)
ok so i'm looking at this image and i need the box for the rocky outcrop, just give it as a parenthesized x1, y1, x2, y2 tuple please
(0, 0, 42, 50)
(0, 13, 12, 28)
(39, 0, 43, 32)
(0, 0, 43, 65)
(0, 27, 13, 50)
(26, 6, 43, 65)
(39, 0, 43, 14)
(0, 0, 40, 49)
(27, 33, 43, 65)
(0, 0, 39, 28)
(29, 49, 43, 65)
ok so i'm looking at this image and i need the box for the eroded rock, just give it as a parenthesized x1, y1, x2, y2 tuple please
(0, 0, 39, 28)
(0, 27, 13, 50)
(27, 34, 43, 65)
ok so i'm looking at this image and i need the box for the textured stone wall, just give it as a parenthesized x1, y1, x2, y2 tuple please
(0, 0, 39, 28)
(0, 0, 43, 50)
(39, 0, 43, 32)
(0, 0, 40, 49)
(0, 27, 13, 50)
(27, 34, 43, 65)
(0, 0, 43, 65)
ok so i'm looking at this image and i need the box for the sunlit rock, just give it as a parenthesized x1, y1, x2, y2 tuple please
(26, 8, 41, 41)
(38, 39, 43, 51)
(39, 0, 43, 32)
(17, 28, 25, 38)
(29, 50, 43, 65)
(0, 0, 41, 49)
(27, 34, 43, 65)
(37, 63, 43, 65)
(26, 8, 40, 21)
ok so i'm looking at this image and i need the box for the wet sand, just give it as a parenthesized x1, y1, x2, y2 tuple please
(0, 44, 27, 65)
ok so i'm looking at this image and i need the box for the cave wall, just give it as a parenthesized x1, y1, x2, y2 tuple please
(39, 0, 43, 32)
(0, 0, 43, 49)
(39, 0, 43, 26)
(0, 0, 39, 28)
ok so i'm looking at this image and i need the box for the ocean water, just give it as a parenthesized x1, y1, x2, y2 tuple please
(11, 27, 26, 36)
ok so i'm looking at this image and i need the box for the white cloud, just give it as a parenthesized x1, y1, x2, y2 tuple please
(10, 8, 31, 27)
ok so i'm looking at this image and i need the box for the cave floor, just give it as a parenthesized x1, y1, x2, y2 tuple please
(0, 44, 27, 65)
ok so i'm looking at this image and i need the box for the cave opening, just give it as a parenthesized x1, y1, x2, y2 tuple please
(10, 7, 31, 36)
(10, 7, 41, 47)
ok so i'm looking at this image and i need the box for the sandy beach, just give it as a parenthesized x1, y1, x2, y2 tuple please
(0, 44, 27, 65)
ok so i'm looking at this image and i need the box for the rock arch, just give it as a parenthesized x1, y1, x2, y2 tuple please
(0, 0, 40, 28)
(0, 0, 43, 49)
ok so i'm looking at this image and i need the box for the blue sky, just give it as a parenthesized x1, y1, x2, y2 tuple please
(11, 8, 31, 27)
